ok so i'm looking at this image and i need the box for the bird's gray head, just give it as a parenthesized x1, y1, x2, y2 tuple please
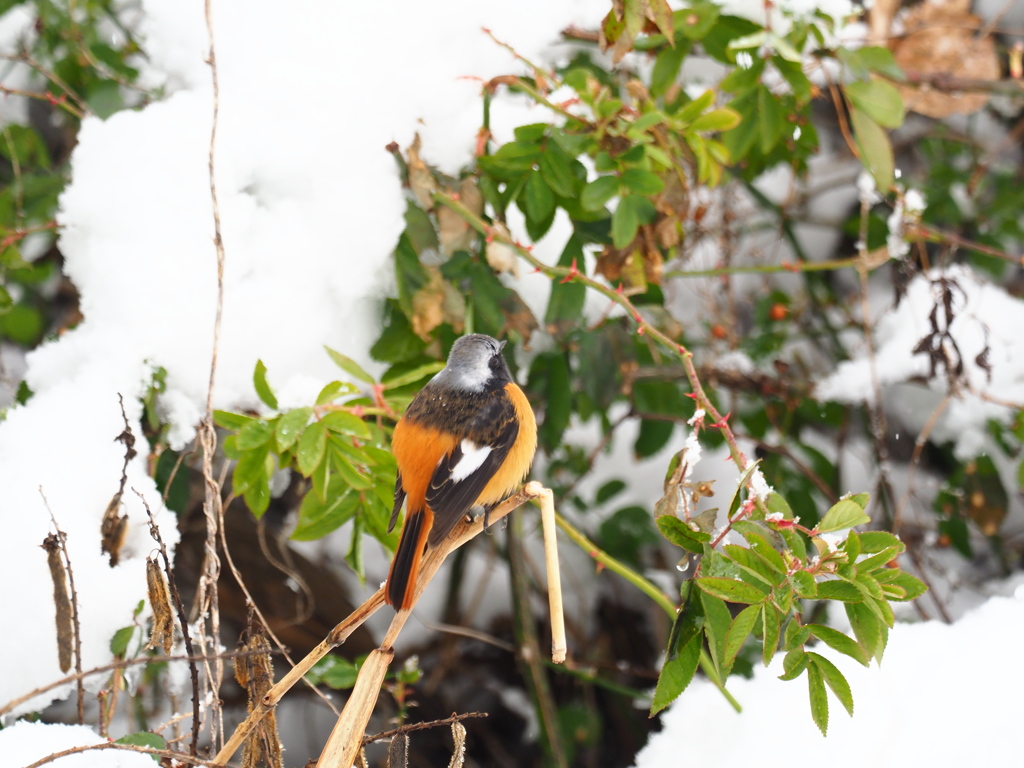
(433, 334, 512, 392)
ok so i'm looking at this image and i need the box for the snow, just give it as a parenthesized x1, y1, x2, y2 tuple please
(0, 720, 154, 767)
(635, 582, 1024, 767)
(817, 264, 1024, 459)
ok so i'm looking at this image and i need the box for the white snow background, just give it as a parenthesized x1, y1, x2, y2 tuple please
(1, 0, 1022, 765)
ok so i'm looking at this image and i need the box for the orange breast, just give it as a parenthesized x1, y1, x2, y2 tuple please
(475, 382, 537, 506)
(391, 417, 459, 512)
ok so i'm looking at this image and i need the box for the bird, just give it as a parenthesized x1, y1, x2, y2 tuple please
(384, 333, 537, 611)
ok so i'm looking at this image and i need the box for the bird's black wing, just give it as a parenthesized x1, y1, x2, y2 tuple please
(425, 396, 519, 547)
(388, 470, 406, 534)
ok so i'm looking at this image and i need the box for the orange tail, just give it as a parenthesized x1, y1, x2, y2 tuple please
(385, 508, 432, 610)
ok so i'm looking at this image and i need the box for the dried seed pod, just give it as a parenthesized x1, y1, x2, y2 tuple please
(387, 733, 408, 768)
(236, 627, 281, 768)
(42, 534, 73, 673)
(145, 558, 174, 654)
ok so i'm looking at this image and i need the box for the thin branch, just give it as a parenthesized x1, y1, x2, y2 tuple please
(362, 712, 489, 746)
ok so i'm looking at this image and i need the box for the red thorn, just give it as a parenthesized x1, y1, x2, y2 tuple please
(782, 262, 800, 273)
(616, 284, 624, 295)
(711, 412, 731, 429)
(684, 391, 698, 400)
(485, 233, 495, 243)
(451, 192, 461, 201)
(559, 257, 579, 283)
(637, 326, 645, 335)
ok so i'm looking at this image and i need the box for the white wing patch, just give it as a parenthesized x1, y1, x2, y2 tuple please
(450, 439, 492, 482)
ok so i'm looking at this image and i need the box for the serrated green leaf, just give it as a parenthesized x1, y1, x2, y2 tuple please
(232, 445, 268, 495)
(784, 619, 810, 652)
(700, 591, 733, 677)
(845, 79, 905, 128)
(666, 582, 705, 659)
(521, 169, 555, 224)
(857, 531, 903, 554)
(292, 486, 360, 541)
(790, 570, 817, 598)
(807, 659, 829, 735)
(756, 84, 784, 154)
(325, 346, 375, 384)
(747, 534, 787, 575)
(611, 195, 641, 249)
(722, 544, 777, 587)
(316, 380, 356, 406)
(382, 361, 444, 390)
(297, 421, 328, 476)
(538, 146, 579, 198)
(331, 447, 372, 490)
(697, 576, 769, 604)
(689, 107, 741, 132)
(779, 648, 808, 680)
(321, 410, 372, 440)
(581, 175, 620, 211)
(876, 570, 927, 601)
(807, 624, 869, 666)
(856, 546, 903, 573)
(762, 602, 780, 666)
(620, 168, 664, 195)
(213, 409, 256, 431)
(817, 499, 870, 533)
(236, 420, 273, 450)
(276, 407, 313, 451)
(850, 107, 894, 192)
(658, 515, 711, 554)
(253, 359, 279, 410)
(808, 652, 854, 717)
(650, 635, 701, 715)
(724, 603, 759, 665)
(816, 580, 862, 602)
(845, 601, 882, 661)
(309, 655, 361, 690)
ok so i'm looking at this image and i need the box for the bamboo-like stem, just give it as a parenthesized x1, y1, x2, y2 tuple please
(216, 483, 547, 767)
(535, 487, 567, 663)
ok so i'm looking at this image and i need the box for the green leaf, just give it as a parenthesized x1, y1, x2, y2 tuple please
(382, 361, 444, 390)
(850, 107, 894, 192)
(292, 486, 360, 541)
(545, 235, 587, 330)
(856, 546, 903, 573)
(700, 591, 734, 677)
(325, 346, 375, 384)
(253, 359, 279, 410)
(808, 652, 854, 717)
(845, 79, 905, 128)
(674, 2, 720, 40)
(612, 194, 657, 249)
(697, 576, 768, 605)
(817, 499, 870, 533)
(297, 421, 328, 476)
(236, 420, 273, 450)
(783, 620, 810, 652)
(762, 603, 780, 666)
(756, 84, 784, 154)
(689, 107, 741, 132)
(666, 582, 706, 658)
(658, 515, 711, 554)
(620, 168, 664, 195)
(724, 603, 759, 665)
(651, 42, 687, 97)
(845, 601, 883, 661)
(790, 570, 817, 598)
(110, 625, 136, 656)
(580, 175, 619, 211)
(321, 410, 372, 440)
(876, 570, 927, 601)
(276, 407, 313, 451)
(857, 530, 902, 554)
(514, 123, 548, 143)
(807, 624, 869, 666)
(539, 146, 579, 198)
(779, 648, 808, 680)
(213, 409, 256, 431)
(650, 634, 701, 715)
(635, 418, 675, 459)
(816, 580, 862, 602)
(315, 380, 355, 406)
(309, 655, 361, 690)
(115, 731, 167, 760)
(0, 284, 12, 314)
(521, 169, 555, 224)
(331, 448, 373, 491)
(806, 660, 830, 735)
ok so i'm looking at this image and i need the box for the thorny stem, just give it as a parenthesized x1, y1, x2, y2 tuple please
(434, 191, 762, 506)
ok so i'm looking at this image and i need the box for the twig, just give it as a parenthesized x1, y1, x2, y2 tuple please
(362, 712, 488, 745)
(195, 0, 229, 749)
(21, 742, 219, 768)
(38, 489, 84, 723)
(136, 491, 202, 755)
(0, 650, 272, 718)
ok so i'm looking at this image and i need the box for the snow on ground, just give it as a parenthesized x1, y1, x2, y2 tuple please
(0, 720, 155, 767)
(635, 581, 1024, 767)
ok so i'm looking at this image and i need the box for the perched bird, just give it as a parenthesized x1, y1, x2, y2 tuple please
(385, 334, 537, 611)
